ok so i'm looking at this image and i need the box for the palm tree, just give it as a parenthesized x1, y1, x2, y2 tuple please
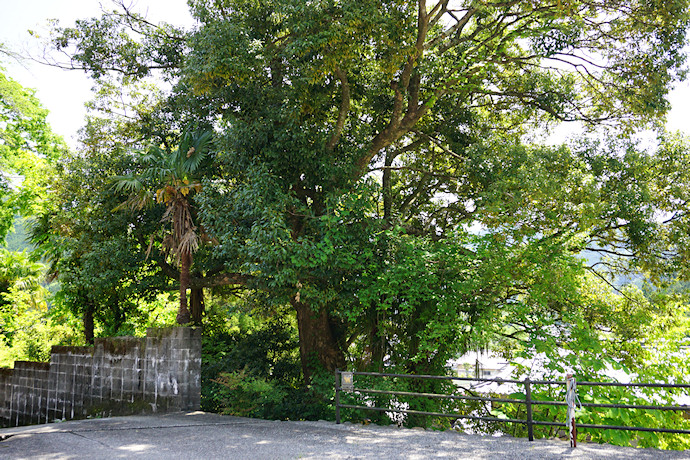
(114, 131, 213, 325)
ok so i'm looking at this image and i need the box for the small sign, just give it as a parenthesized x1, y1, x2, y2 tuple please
(341, 372, 354, 391)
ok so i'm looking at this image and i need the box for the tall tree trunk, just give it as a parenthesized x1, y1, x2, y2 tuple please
(290, 297, 345, 383)
(190, 286, 204, 325)
(368, 312, 385, 372)
(83, 304, 94, 345)
(177, 251, 192, 324)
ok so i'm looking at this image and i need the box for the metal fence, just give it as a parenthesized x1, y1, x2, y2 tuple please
(334, 369, 690, 445)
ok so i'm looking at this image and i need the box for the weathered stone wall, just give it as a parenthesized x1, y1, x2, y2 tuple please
(0, 327, 201, 428)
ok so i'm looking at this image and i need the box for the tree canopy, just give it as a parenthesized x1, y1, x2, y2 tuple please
(38, 0, 690, 393)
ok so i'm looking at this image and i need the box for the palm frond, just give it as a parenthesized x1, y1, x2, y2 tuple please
(113, 189, 153, 211)
(113, 130, 214, 270)
(146, 166, 175, 182)
(192, 130, 214, 151)
(180, 130, 214, 174)
(112, 175, 144, 193)
(183, 150, 206, 173)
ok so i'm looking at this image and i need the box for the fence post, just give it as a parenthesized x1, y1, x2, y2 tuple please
(335, 368, 341, 424)
(566, 374, 577, 448)
(525, 377, 534, 441)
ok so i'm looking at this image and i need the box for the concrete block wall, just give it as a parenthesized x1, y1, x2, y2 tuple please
(0, 327, 201, 428)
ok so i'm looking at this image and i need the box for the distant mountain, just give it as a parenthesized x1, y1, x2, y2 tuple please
(578, 248, 643, 288)
(4, 217, 35, 253)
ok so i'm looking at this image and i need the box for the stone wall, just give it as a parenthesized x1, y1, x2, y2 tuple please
(0, 327, 201, 428)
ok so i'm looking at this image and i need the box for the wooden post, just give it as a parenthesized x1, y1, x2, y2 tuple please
(335, 368, 341, 424)
(525, 377, 534, 441)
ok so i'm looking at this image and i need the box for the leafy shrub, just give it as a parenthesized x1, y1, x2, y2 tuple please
(213, 369, 286, 418)
(201, 311, 333, 421)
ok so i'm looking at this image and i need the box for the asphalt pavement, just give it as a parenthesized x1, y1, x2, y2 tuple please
(1, 411, 688, 459)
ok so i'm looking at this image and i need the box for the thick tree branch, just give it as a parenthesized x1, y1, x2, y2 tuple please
(326, 67, 350, 152)
(156, 258, 250, 288)
(354, 1, 432, 178)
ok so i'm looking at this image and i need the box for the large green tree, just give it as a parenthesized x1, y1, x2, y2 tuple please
(46, 0, 690, 382)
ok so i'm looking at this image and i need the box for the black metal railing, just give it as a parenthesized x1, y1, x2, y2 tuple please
(334, 369, 690, 443)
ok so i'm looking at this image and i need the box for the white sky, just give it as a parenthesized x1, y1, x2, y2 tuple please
(1, 0, 689, 147)
(0, 0, 193, 147)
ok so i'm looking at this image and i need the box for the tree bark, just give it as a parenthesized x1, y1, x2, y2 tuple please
(177, 251, 192, 324)
(190, 286, 204, 325)
(290, 297, 345, 383)
(83, 304, 94, 345)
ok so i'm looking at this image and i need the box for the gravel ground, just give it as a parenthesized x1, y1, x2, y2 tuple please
(1, 411, 688, 459)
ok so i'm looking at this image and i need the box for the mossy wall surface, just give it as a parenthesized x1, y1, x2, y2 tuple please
(0, 327, 201, 427)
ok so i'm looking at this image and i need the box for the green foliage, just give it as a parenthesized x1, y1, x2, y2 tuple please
(0, 67, 66, 243)
(0, 247, 81, 367)
(48, 4, 186, 82)
(4, 217, 34, 253)
(487, 272, 690, 450)
(28, 91, 218, 337)
(0, 64, 82, 365)
(201, 307, 334, 421)
(212, 369, 287, 418)
(113, 129, 215, 324)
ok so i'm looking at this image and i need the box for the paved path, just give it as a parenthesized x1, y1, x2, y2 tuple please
(1, 412, 688, 459)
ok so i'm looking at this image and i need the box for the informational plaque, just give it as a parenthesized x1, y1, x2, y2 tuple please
(341, 371, 354, 391)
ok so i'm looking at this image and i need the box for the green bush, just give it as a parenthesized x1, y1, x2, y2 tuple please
(200, 311, 333, 421)
(213, 369, 286, 418)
